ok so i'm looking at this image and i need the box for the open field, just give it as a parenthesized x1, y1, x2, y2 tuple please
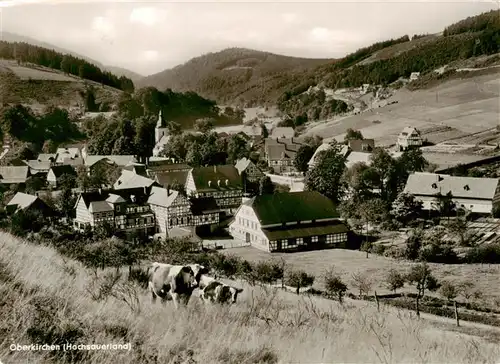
(1, 233, 500, 363)
(0, 60, 76, 81)
(225, 246, 500, 306)
(305, 72, 500, 147)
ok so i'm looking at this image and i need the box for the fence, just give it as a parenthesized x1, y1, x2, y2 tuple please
(202, 240, 251, 250)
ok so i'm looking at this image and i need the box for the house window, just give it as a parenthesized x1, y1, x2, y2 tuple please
(311, 236, 318, 243)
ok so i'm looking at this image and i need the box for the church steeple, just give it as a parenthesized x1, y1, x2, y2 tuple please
(156, 109, 165, 128)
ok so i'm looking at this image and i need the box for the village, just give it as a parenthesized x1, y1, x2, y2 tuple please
(2, 107, 500, 258)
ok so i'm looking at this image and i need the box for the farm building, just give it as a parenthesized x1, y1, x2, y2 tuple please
(47, 165, 77, 188)
(229, 191, 349, 252)
(270, 127, 295, 139)
(0, 166, 30, 186)
(6, 192, 54, 216)
(265, 138, 306, 174)
(235, 157, 265, 183)
(404, 172, 500, 215)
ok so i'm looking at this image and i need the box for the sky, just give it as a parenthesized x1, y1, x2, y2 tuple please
(0, 0, 498, 76)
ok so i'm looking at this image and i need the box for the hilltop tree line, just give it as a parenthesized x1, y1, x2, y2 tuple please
(443, 9, 500, 36)
(277, 10, 500, 116)
(0, 41, 134, 92)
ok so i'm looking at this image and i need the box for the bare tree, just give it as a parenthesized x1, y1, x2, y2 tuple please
(351, 271, 373, 298)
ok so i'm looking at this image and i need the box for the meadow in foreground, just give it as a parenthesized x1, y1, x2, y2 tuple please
(0, 233, 499, 364)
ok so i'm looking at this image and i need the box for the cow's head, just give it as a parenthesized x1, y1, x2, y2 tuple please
(179, 266, 197, 288)
(189, 264, 209, 285)
(217, 285, 243, 304)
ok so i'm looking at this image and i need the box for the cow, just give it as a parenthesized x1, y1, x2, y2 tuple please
(148, 263, 198, 309)
(198, 275, 243, 305)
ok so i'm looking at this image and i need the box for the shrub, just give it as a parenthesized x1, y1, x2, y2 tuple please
(439, 281, 458, 302)
(323, 268, 347, 303)
(464, 244, 500, 264)
(285, 269, 315, 295)
(418, 244, 459, 263)
(385, 269, 405, 293)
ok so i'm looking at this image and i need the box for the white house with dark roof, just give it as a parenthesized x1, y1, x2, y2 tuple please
(397, 127, 423, 151)
(403, 172, 500, 214)
(229, 191, 349, 252)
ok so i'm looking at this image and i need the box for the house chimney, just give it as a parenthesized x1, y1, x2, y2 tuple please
(98, 188, 102, 195)
(144, 186, 147, 195)
(214, 165, 217, 173)
(217, 180, 221, 187)
(225, 179, 229, 186)
(208, 180, 212, 187)
(167, 185, 171, 195)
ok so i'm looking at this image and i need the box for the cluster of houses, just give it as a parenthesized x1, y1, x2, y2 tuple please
(4, 112, 500, 253)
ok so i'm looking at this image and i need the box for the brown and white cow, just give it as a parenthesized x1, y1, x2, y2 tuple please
(148, 263, 198, 309)
(198, 275, 243, 304)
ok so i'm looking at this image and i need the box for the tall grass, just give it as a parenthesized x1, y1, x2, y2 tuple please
(0, 232, 499, 364)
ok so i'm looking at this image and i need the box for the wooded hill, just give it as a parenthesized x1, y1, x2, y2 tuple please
(0, 41, 134, 92)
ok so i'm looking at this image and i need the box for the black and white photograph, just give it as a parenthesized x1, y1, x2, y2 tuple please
(0, 0, 499, 362)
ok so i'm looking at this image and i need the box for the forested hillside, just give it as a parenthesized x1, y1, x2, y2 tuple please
(137, 47, 333, 106)
(0, 41, 134, 92)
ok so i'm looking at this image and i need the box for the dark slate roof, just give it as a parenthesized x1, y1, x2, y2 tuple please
(191, 197, 220, 214)
(155, 171, 189, 188)
(262, 221, 349, 241)
(50, 165, 77, 179)
(251, 191, 339, 226)
(147, 161, 191, 173)
(191, 165, 242, 192)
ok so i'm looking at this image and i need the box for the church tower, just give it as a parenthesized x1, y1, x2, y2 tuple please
(155, 109, 168, 145)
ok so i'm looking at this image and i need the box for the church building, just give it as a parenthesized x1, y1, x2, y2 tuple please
(152, 110, 170, 157)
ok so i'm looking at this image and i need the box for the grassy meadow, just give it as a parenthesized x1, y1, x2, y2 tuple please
(1, 232, 500, 364)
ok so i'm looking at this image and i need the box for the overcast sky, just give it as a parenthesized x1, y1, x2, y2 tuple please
(0, 0, 497, 76)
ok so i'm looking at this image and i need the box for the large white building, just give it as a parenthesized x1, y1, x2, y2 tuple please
(403, 172, 500, 215)
(229, 191, 349, 252)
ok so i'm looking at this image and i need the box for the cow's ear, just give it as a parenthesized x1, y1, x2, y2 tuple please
(181, 266, 192, 274)
(237, 288, 244, 293)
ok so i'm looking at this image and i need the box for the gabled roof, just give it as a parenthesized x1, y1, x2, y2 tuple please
(113, 170, 157, 190)
(262, 221, 349, 241)
(36, 153, 57, 162)
(345, 151, 373, 169)
(404, 172, 500, 200)
(148, 162, 191, 173)
(84, 155, 137, 167)
(25, 160, 51, 171)
(0, 166, 29, 184)
(55, 148, 80, 164)
(191, 165, 242, 192)
(89, 201, 114, 213)
(7, 192, 38, 210)
(399, 126, 421, 137)
(147, 186, 181, 207)
(123, 163, 148, 177)
(106, 194, 126, 204)
(235, 157, 252, 174)
(250, 191, 339, 226)
(154, 171, 189, 188)
(49, 165, 77, 179)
